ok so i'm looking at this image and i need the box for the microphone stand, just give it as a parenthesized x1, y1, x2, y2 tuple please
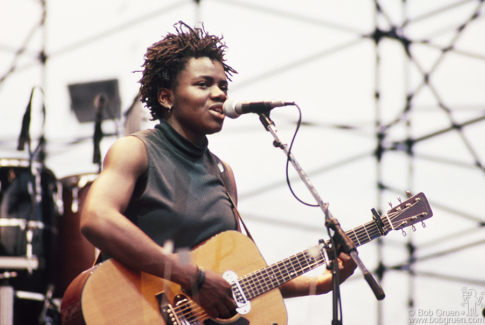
(257, 111, 385, 324)
(93, 94, 106, 174)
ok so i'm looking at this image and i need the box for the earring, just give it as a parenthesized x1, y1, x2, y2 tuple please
(167, 105, 172, 112)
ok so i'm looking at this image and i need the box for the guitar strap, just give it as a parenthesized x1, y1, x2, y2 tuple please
(211, 154, 254, 242)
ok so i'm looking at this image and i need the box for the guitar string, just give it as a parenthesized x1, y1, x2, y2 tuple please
(171, 224, 383, 322)
(386, 211, 409, 229)
(346, 222, 380, 247)
(240, 253, 310, 293)
(172, 301, 207, 324)
(237, 217, 389, 299)
(236, 203, 421, 299)
(234, 206, 417, 302)
(173, 253, 325, 321)
(242, 261, 296, 297)
(382, 199, 426, 232)
(173, 205, 418, 319)
(239, 221, 384, 299)
(171, 227, 382, 322)
(172, 212, 408, 322)
(167, 201, 421, 323)
(350, 223, 373, 244)
(176, 250, 330, 320)
(350, 197, 425, 241)
(239, 249, 326, 299)
(173, 299, 255, 324)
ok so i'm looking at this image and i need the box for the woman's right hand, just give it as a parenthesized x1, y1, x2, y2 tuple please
(190, 269, 237, 319)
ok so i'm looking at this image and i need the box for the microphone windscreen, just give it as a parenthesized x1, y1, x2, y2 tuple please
(223, 99, 240, 119)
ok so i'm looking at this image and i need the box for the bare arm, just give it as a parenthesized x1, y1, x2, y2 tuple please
(279, 252, 356, 298)
(80, 137, 185, 280)
(80, 136, 235, 318)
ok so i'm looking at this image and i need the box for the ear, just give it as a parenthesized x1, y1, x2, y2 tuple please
(158, 88, 174, 108)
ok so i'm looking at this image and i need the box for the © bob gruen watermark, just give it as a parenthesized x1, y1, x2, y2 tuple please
(408, 287, 485, 324)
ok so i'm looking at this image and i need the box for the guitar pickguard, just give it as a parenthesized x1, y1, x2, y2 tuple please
(223, 270, 251, 315)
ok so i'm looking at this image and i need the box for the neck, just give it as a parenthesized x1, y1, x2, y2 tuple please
(164, 117, 206, 147)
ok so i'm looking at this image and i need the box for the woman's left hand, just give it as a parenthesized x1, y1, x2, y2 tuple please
(334, 251, 357, 283)
(280, 251, 358, 298)
(314, 252, 357, 295)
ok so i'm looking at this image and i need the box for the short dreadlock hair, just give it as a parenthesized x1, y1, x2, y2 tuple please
(138, 21, 237, 120)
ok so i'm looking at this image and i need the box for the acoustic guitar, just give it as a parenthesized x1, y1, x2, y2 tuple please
(61, 192, 433, 325)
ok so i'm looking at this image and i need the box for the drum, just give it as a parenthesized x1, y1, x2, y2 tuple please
(0, 158, 59, 268)
(0, 158, 59, 256)
(52, 173, 98, 298)
(0, 158, 60, 324)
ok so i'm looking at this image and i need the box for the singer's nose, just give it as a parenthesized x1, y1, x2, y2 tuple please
(211, 85, 227, 102)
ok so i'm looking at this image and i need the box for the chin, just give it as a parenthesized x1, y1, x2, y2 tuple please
(206, 127, 223, 135)
(206, 120, 224, 135)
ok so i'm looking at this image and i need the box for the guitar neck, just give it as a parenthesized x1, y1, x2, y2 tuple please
(346, 219, 384, 249)
(239, 219, 384, 300)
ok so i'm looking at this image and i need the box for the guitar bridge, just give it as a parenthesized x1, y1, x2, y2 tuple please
(157, 292, 198, 325)
(223, 270, 251, 315)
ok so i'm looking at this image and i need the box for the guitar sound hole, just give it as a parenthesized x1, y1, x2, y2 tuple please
(225, 309, 238, 319)
(173, 295, 198, 324)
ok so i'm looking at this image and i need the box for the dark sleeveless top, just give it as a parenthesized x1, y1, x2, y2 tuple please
(124, 120, 238, 250)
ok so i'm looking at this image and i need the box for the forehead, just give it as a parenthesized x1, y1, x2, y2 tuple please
(178, 57, 227, 82)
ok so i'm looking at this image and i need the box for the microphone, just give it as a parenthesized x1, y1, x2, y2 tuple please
(223, 99, 294, 119)
(17, 88, 35, 151)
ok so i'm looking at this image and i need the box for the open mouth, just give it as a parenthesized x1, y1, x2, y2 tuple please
(209, 105, 224, 118)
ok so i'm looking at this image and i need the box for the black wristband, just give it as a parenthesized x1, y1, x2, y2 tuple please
(183, 266, 205, 297)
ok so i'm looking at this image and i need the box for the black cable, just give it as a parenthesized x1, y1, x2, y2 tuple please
(285, 103, 319, 207)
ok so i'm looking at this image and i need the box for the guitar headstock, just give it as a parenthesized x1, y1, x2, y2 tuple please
(384, 192, 433, 235)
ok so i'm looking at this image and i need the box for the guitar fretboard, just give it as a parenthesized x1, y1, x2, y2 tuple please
(346, 220, 384, 248)
(239, 246, 326, 300)
(238, 218, 386, 300)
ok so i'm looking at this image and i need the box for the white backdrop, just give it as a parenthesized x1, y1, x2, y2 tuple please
(1, 0, 485, 324)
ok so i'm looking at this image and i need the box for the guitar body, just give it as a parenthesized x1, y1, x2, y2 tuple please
(62, 192, 433, 325)
(61, 231, 288, 325)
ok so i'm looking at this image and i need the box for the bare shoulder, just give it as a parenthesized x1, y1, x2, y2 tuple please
(83, 136, 147, 214)
(103, 136, 148, 178)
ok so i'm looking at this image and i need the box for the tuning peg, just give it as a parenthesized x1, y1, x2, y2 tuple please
(421, 221, 426, 228)
(401, 229, 407, 237)
(397, 196, 402, 203)
(406, 190, 412, 198)
(412, 225, 416, 232)
(388, 201, 393, 208)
